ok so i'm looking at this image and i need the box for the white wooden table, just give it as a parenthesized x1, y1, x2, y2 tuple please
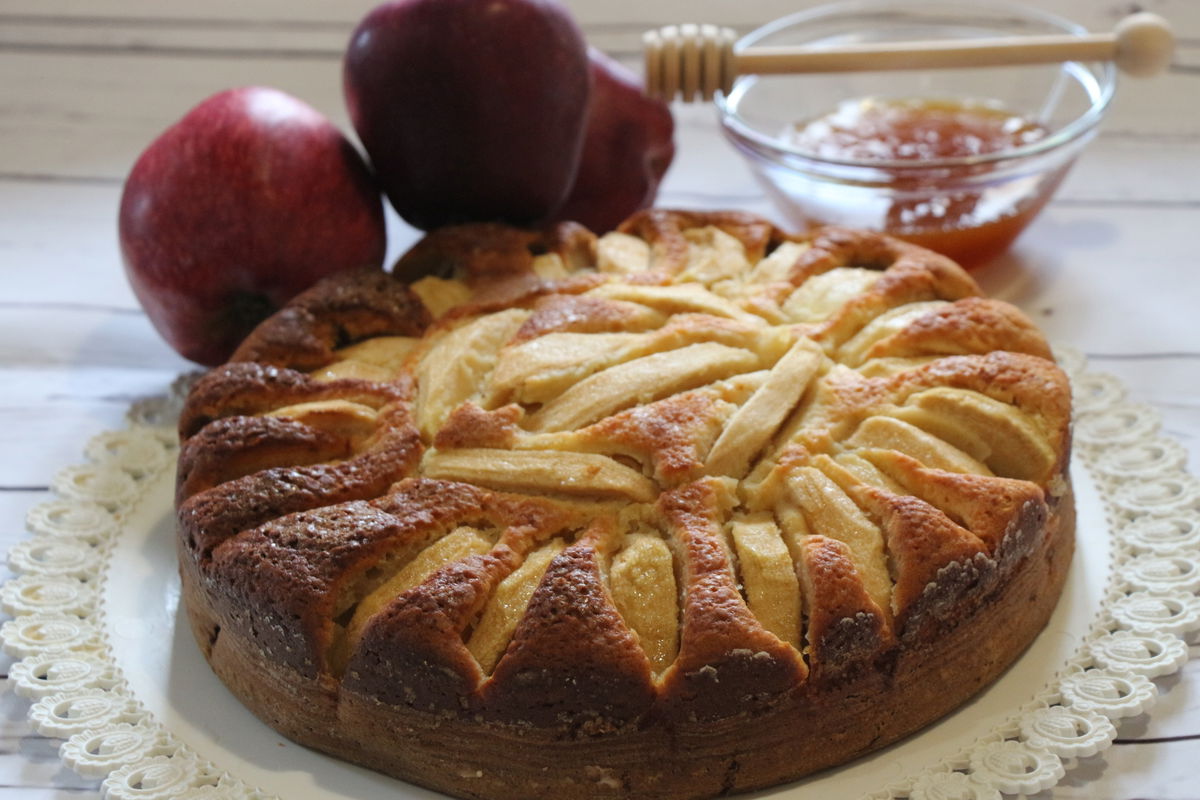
(1, 1, 1197, 797)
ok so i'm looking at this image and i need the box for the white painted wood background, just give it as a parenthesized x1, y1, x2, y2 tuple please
(0, 0, 1197, 797)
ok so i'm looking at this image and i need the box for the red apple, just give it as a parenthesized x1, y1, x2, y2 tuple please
(119, 87, 386, 366)
(551, 49, 676, 233)
(343, 0, 591, 230)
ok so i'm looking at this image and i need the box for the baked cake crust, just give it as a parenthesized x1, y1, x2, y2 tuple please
(176, 211, 1074, 799)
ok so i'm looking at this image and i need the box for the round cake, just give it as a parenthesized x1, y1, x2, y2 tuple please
(176, 210, 1074, 800)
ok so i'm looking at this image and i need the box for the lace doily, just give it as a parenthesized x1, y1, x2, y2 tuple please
(2, 351, 1197, 800)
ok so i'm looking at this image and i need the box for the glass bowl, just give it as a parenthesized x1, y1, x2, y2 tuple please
(716, 0, 1115, 268)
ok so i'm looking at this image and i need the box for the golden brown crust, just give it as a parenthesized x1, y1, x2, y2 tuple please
(889, 351, 1071, 431)
(391, 221, 597, 283)
(482, 537, 657, 731)
(178, 402, 422, 559)
(512, 293, 666, 342)
(656, 480, 808, 722)
(347, 547, 521, 709)
(584, 390, 725, 485)
(433, 403, 522, 450)
(845, 485, 991, 635)
(176, 211, 1074, 800)
(616, 209, 778, 281)
(178, 361, 408, 438)
(789, 226, 975, 288)
(861, 296, 1053, 362)
(796, 535, 895, 678)
(231, 266, 431, 371)
(812, 256, 983, 349)
(176, 414, 350, 504)
(209, 499, 420, 676)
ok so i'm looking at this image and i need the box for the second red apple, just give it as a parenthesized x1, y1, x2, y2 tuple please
(343, 0, 591, 230)
(553, 49, 677, 233)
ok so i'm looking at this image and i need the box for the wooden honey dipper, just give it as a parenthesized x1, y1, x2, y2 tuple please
(644, 13, 1173, 102)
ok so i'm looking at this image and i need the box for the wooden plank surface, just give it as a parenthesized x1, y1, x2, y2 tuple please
(0, 0, 1197, 798)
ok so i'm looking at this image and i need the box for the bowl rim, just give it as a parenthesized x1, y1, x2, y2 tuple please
(716, 0, 1117, 171)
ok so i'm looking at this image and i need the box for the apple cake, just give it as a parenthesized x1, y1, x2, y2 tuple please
(175, 210, 1073, 800)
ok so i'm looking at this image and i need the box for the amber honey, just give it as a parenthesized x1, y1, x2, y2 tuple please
(788, 98, 1064, 267)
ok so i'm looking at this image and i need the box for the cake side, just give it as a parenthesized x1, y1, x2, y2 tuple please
(180, 481, 1073, 799)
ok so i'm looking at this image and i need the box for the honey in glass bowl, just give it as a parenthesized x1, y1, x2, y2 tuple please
(787, 97, 1058, 266)
(716, 1, 1115, 270)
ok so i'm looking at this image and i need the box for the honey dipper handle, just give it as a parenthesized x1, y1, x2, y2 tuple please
(644, 12, 1173, 102)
